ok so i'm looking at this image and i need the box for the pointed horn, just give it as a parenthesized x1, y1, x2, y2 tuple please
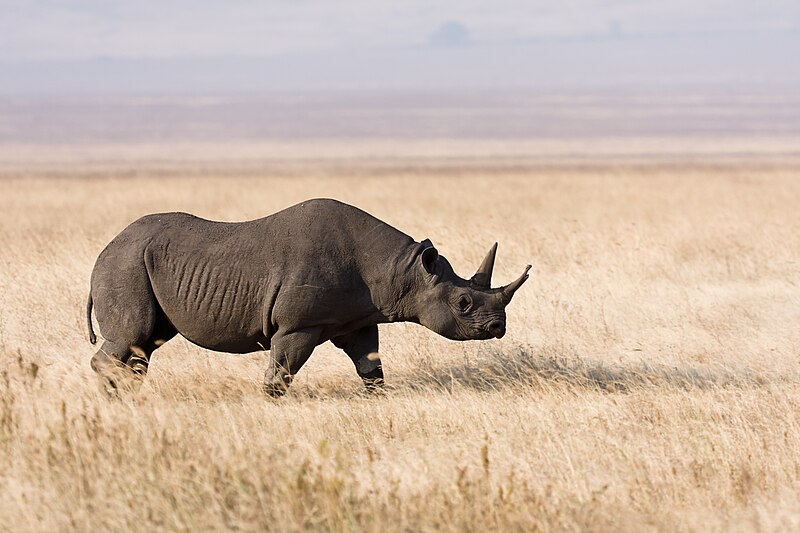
(470, 242, 498, 289)
(501, 265, 532, 303)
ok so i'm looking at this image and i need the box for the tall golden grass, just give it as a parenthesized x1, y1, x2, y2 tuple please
(1, 142, 799, 531)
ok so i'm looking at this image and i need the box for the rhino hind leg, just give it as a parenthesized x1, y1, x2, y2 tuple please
(90, 248, 180, 394)
(90, 298, 177, 394)
(332, 325, 384, 392)
(91, 341, 140, 395)
(91, 323, 176, 395)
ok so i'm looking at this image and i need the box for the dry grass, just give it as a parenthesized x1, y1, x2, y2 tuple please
(1, 142, 799, 532)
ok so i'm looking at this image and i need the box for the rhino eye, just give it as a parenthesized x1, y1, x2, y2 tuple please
(457, 295, 472, 314)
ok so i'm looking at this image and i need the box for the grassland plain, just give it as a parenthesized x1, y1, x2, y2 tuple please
(1, 140, 800, 532)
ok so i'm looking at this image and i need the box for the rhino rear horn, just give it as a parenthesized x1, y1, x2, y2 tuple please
(501, 265, 532, 304)
(470, 243, 498, 289)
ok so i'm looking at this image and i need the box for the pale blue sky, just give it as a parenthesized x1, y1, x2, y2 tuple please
(1, 1, 798, 59)
(1, 1, 798, 92)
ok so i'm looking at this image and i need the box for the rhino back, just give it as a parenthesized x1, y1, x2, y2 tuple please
(265, 199, 412, 282)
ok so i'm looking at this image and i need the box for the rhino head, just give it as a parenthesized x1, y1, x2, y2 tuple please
(409, 240, 531, 341)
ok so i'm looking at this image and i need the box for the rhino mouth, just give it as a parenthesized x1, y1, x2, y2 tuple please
(486, 320, 506, 339)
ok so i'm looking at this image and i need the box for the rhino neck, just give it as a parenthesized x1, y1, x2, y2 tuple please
(369, 239, 427, 324)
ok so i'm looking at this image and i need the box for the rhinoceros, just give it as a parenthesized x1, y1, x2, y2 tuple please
(87, 198, 530, 395)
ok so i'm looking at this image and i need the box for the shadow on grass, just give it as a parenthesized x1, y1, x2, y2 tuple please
(5, 346, 776, 404)
(138, 345, 781, 401)
(395, 345, 775, 394)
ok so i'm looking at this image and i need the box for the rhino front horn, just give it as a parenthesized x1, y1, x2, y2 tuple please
(501, 265, 532, 304)
(470, 242, 498, 289)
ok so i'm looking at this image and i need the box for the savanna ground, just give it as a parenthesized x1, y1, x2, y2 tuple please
(1, 92, 800, 531)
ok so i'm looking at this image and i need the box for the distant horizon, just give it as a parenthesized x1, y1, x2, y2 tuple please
(2, 88, 798, 144)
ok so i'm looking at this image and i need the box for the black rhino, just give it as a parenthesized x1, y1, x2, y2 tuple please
(87, 199, 530, 395)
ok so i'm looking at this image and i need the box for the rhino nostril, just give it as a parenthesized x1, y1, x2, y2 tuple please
(487, 320, 506, 338)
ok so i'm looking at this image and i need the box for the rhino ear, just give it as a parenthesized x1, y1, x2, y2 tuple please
(420, 240, 439, 275)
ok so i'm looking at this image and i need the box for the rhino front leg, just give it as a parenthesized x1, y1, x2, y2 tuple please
(263, 327, 321, 397)
(332, 325, 384, 392)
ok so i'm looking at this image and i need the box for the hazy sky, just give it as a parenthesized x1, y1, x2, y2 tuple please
(1, 1, 798, 93)
(2, 1, 798, 60)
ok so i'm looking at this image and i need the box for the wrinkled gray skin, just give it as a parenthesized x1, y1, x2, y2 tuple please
(87, 198, 530, 396)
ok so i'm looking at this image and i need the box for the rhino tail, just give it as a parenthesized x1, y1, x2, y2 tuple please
(87, 292, 97, 345)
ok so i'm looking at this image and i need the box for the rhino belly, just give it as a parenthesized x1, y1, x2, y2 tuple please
(148, 255, 268, 354)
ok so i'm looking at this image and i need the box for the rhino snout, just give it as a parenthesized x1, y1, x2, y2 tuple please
(487, 319, 506, 339)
